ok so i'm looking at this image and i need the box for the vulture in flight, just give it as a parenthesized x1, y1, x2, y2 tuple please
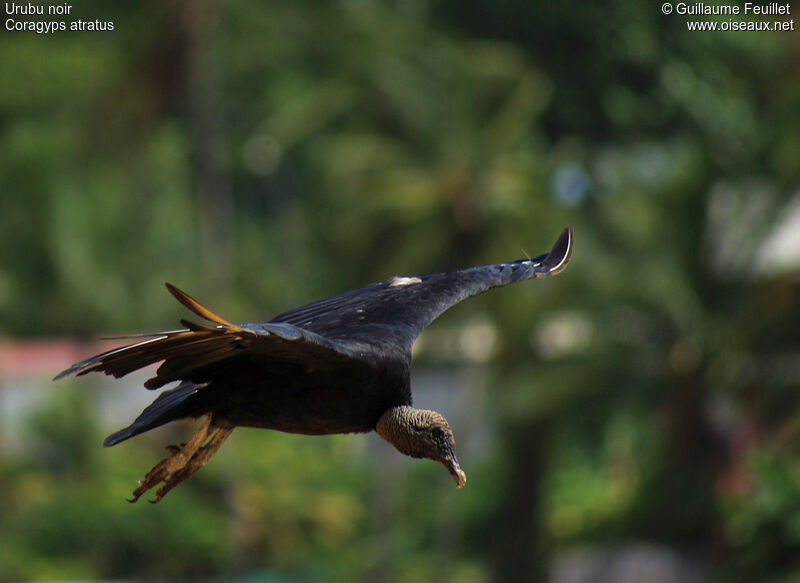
(56, 227, 573, 502)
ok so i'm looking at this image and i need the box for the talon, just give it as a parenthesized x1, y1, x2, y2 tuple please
(126, 417, 233, 503)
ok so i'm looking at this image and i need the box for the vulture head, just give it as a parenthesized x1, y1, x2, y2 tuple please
(376, 406, 467, 488)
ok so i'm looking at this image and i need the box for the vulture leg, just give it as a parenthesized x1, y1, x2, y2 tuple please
(128, 416, 234, 503)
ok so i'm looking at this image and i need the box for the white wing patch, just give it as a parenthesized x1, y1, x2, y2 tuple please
(389, 276, 422, 287)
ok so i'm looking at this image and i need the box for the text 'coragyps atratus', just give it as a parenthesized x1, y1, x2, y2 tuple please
(56, 227, 572, 502)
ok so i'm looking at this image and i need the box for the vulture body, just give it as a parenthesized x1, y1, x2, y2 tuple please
(56, 227, 573, 502)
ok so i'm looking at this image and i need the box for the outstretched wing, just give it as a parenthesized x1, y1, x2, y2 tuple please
(56, 227, 571, 387)
(271, 226, 573, 352)
(54, 284, 371, 389)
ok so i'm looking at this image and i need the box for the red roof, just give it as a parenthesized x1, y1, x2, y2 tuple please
(0, 339, 129, 379)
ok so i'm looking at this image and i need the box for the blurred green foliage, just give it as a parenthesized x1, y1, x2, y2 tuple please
(1, 0, 799, 581)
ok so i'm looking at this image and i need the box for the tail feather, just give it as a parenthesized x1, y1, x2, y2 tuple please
(103, 381, 203, 446)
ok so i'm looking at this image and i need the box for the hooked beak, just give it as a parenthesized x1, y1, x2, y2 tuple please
(443, 455, 467, 488)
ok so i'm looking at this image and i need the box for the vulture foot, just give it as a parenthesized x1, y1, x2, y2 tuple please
(128, 416, 234, 503)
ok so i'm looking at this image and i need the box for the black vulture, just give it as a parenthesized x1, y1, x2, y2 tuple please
(56, 227, 572, 502)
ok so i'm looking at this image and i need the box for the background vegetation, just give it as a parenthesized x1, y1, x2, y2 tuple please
(1, 1, 799, 581)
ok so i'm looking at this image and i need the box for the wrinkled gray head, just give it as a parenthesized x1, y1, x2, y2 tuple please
(376, 406, 466, 488)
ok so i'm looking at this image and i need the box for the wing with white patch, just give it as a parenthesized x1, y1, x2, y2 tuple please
(271, 227, 573, 351)
(56, 228, 572, 386)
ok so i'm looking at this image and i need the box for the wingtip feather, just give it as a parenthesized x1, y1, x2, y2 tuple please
(53, 369, 71, 381)
(541, 226, 573, 275)
(165, 283, 241, 330)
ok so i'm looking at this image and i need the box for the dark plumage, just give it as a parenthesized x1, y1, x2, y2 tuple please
(56, 227, 573, 502)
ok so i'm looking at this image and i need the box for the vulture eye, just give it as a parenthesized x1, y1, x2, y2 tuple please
(431, 428, 444, 439)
